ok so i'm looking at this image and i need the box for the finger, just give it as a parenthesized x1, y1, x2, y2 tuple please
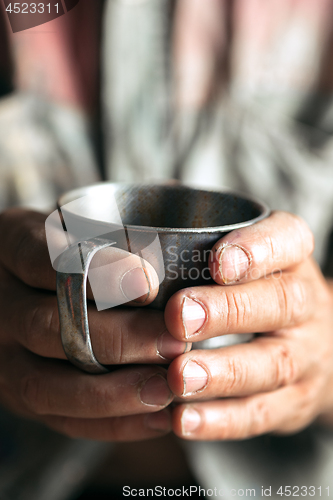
(42, 409, 172, 441)
(5, 273, 189, 363)
(164, 271, 313, 340)
(208, 211, 314, 285)
(0, 209, 56, 289)
(167, 337, 307, 399)
(0, 208, 160, 306)
(172, 381, 319, 440)
(7, 350, 173, 418)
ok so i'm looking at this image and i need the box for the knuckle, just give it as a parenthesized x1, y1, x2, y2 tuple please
(291, 214, 315, 259)
(213, 406, 237, 440)
(274, 274, 307, 325)
(224, 290, 252, 331)
(23, 306, 40, 353)
(14, 226, 43, 287)
(90, 382, 114, 415)
(93, 318, 127, 365)
(219, 397, 272, 439)
(264, 233, 280, 263)
(272, 343, 298, 387)
(24, 302, 59, 355)
(223, 356, 247, 394)
(107, 323, 127, 365)
(245, 397, 272, 437)
(21, 372, 47, 415)
(279, 381, 321, 434)
(297, 381, 320, 422)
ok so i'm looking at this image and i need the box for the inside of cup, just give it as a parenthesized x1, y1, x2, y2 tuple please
(113, 184, 263, 229)
(60, 183, 265, 230)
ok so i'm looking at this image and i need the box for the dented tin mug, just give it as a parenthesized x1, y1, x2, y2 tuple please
(55, 182, 270, 374)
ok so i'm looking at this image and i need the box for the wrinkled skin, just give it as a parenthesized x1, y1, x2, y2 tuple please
(0, 208, 332, 442)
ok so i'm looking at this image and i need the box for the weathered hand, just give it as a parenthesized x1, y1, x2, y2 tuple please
(165, 212, 333, 439)
(0, 209, 190, 441)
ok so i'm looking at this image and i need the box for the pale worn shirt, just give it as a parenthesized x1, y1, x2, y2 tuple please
(1, 1, 333, 498)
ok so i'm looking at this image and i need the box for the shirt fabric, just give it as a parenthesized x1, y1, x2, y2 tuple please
(1, 1, 333, 498)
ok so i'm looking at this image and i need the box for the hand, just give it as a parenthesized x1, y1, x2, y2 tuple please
(165, 211, 333, 439)
(0, 209, 190, 441)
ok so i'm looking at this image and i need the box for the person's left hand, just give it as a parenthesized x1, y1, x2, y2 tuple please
(165, 211, 333, 439)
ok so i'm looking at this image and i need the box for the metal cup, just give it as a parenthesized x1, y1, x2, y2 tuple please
(55, 183, 269, 373)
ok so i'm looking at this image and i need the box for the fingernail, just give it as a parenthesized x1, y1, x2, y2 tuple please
(157, 331, 190, 361)
(145, 409, 171, 432)
(181, 407, 201, 435)
(182, 297, 206, 338)
(219, 244, 251, 284)
(120, 267, 150, 303)
(140, 374, 173, 406)
(183, 360, 208, 396)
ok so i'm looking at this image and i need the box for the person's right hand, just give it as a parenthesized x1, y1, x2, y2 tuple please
(0, 208, 189, 441)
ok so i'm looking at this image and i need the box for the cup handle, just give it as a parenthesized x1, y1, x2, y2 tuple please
(56, 237, 116, 374)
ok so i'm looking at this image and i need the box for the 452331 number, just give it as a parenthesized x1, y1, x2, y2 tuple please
(5, 3, 59, 14)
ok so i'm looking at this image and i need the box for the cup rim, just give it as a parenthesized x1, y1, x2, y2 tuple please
(58, 182, 270, 234)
